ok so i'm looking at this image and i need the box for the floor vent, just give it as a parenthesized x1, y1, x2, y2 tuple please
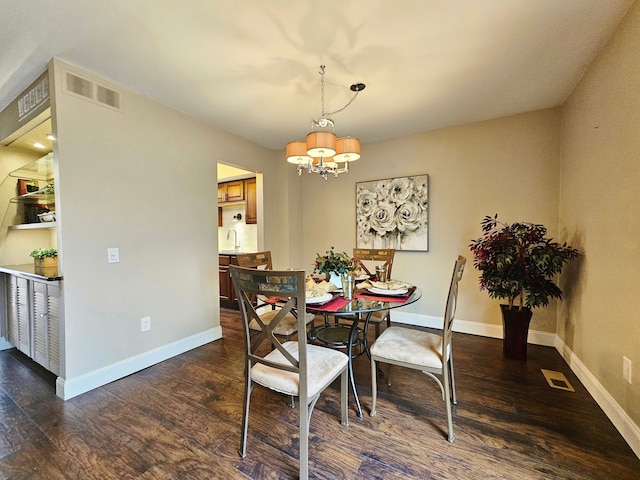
(542, 369, 575, 392)
(63, 70, 123, 112)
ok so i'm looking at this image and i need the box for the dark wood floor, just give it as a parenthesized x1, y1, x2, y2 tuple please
(1, 309, 639, 479)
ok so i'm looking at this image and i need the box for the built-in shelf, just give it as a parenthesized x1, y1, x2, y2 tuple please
(8, 222, 57, 230)
(10, 187, 55, 205)
(8, 152, 54, 181)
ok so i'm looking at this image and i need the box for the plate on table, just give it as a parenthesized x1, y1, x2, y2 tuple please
(367, 287, 409, 296)
(306, 292, 334, 305)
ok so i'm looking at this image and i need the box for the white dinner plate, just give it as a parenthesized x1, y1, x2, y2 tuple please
(367, 287, 409, 296)
(306, 292, 334, 304)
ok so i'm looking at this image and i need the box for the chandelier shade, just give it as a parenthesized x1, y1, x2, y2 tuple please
(334, 137, 361, 162)
(306, 131, 337, 157)
(286, 141, 312, 164)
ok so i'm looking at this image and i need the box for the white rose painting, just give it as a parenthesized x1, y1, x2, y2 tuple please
(356, 175, 429, 251)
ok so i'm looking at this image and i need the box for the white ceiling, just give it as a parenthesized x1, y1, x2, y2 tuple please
(0, 0, 634, 151)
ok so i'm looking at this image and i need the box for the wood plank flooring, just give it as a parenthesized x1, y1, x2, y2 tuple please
(1, 309, 639, 479)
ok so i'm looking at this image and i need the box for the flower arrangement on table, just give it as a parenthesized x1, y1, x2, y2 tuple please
(314, 247, 357, 275)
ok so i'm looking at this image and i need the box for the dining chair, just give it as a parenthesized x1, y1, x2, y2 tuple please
(369, 255, 466, 442)
(352, 248, 395, 337)
(229, 266, 349, 480)
(236, 251, 315, 341)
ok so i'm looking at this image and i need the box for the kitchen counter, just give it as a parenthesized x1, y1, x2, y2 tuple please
(0, 264, 62, 282)
(219, 249, 257, 256)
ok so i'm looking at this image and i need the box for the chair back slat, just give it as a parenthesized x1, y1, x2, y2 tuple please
(230, 265, 307, 374)
(236, 251, 273, 270)
(353, 248, 395, 277)
(442, 256, 466, 352)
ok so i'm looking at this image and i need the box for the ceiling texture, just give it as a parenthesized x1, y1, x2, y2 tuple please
(0, 0, 634, 151)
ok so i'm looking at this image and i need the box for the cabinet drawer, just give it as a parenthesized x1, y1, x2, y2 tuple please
(219, 255, 230, 266)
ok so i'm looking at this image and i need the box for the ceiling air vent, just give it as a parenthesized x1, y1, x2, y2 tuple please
(65, 72, 93, 99)
(63, 69, 123, 112)
(96, 84, 122, 110)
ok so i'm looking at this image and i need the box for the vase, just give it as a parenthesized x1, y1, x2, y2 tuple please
(500, 304, 533, 360)
(34, 257, 58, 276)
(341, 273, 355, 300)
(328, 271, 341, 288)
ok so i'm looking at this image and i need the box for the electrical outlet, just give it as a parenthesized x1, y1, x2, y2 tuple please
(141, 316, 151, 332)
(623, 356, 632, 384)
(107, 247, 120, 263)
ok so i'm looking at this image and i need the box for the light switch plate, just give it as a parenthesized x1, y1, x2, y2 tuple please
(107, 247, 120, 263)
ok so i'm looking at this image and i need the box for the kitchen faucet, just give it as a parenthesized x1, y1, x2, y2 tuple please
(227, 229, 241, 249)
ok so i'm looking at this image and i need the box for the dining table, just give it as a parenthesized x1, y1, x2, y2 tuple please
(304, 284, 422, 418)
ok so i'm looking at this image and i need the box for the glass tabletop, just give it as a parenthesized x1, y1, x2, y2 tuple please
(305, 287, 422, 314)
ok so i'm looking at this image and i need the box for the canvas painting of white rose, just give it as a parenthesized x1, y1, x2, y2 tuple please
(356, 175, 429, 251)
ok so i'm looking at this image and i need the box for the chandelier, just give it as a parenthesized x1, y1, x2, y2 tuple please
(286, 65, 365, 180)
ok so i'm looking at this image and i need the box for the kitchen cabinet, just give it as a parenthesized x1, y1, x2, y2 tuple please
(219, 254, 239, 309)
(244, 178, 257, 224)
(218, 180, 244, 203)
(5, 273, 61, 375)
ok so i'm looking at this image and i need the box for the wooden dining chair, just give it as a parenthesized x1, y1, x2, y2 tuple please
(236, 251, 315, 341)
(370, 255, 466, 442)
(353, 248, 395, 337)
(230, 266, 349, 480)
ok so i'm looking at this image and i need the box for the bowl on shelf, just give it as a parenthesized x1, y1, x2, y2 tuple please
(38, 211, 56, 222)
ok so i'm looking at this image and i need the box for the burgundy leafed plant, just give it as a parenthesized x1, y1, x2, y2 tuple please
(469, 215, 579, 310)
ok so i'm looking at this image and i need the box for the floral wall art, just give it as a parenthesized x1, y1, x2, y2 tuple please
(356, 174, 429, 251)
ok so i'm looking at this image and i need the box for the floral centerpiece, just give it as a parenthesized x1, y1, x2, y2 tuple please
(314, 247, 357, 275)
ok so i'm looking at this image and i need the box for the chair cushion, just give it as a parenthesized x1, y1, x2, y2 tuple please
(370, 326, 444, 369)
(367, 309, 389, 324)
(251, 341, 348, 398)
(249, 310, 315, 337)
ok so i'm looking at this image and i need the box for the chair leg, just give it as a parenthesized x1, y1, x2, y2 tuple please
(299, 397, 310, 480)
(341, 368, 349, 426)
(449, 352, 457, 405)
(370, 358, 378, 416)
(443, 368, 455, 443)
(374, 321, 380, 338)
(239, 373, 252, 458)
(386, 364, 392, 387)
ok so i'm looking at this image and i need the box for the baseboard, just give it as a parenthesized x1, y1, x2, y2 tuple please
(391, 311, 556, 346)
(555, 336, 640, 459)
(56, 326, 222, 400)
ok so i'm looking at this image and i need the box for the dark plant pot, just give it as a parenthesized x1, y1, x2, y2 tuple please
(500, 304, 533, 360)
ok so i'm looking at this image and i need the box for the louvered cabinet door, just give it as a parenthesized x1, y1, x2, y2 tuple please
(32, 281, 61, 375)
(7, 275, 31, 355)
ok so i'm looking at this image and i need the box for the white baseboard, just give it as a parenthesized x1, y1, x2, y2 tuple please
(56, 326, 222, 400)
(555, 336, 640, 459)
(390, 311, 556, 346)
(391, 311, 639, 458)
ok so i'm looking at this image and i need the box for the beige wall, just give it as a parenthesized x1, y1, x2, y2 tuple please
(300, 108, 562, 331)
(50, 59, 276, 380)
(560, 1, 640, 427)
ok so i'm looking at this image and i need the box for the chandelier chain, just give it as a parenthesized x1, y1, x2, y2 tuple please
(317, 64, 361, 120)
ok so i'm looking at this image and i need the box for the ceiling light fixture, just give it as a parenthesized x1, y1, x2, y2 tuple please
(286, 65, 365, 180)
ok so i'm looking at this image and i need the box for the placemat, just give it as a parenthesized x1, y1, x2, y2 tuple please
(306, 296, 352, 311)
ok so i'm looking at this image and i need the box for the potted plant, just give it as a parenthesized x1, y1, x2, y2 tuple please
(314, 247, 358, 294)
(30, 248, 58, 275)
(469, 215, 579, 360)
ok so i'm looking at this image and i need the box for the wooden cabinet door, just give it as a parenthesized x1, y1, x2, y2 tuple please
(217, 184, 226, 203)
(225, 180, 244, 202)
(32, 281, 61, 375)
(7, 276, 30, 355)
(245, 178, 257, 224)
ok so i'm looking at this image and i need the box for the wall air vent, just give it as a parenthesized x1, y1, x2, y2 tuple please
(65, 72, 93, 99)
(96, 84, 122, 110)
(63, 69, 123, 112)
